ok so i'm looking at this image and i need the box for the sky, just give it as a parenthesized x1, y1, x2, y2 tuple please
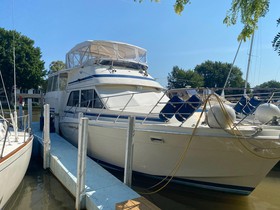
(0, 0, 280, 88)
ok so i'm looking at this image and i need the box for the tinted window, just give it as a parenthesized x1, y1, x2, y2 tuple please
(80, 89, 104, 109)
(67, 90, 80, 107)
(81, 89, 94, 108)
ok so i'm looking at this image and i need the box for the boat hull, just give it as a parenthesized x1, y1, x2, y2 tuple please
(60, 119, 279, 195)
(0, 137, 33, 208)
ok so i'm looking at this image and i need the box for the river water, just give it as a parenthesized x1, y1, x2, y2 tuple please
(4, 159, 280, 210)
(4, 110, 280, 209)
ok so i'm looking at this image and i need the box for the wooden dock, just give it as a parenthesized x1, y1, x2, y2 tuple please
(32, 122, 159, 210)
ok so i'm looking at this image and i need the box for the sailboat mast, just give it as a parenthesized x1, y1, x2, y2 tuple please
(244, 32, 255, 95)
(13, 46, 16, 111)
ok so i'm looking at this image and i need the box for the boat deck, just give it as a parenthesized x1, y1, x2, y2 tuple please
(0, 133, 29, 158)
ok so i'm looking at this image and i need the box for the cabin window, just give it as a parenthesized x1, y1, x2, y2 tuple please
(52, 75, 58, 91)
(94, 91, 103, 108)
(59, 73, 68, 90)
(67, 90, 80, 107)
(81, 89, 94, 108)
(47, 77, 53, 92)
(47, 75, 59, 92)
(80, 89, 104, 109)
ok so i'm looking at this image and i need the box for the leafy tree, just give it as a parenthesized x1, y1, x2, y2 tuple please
(253, 80, 280, 99)
(49, 60, 65, 73)
(256, 80, 280, 89)
(194, 60, 247, 94)
(0, 28, 46, 98)
(136, 0, 269, 41)
(272, 18, 280, 55)
(223, 0, 269, 41)
(167, 66, 204, 89)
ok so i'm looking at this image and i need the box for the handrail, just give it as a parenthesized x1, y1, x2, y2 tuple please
(142, 90, 168, 124)
(96, 98, 109, 121)
(114, 93, 135, 123)
(0, 121, 10, 158)
(63, 87, 280, 126)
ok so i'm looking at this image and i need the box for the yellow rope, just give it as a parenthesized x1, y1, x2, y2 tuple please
(212, 94, 280, 160)
(140, 98, 209, 195)
(139, 94, 280, 195)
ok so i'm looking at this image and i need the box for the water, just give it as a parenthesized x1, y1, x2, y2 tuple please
(5, 160, 280, 210)
(4, 158, 75, 210)
(5, 110, 280, 209)
(138, 169, 280, 210)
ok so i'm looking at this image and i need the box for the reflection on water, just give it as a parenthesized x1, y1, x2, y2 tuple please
(137, 168, 280, 210)
(5, 161, 280, 210)
(108, 165, 280, 210)
(4, 159, 75, 210)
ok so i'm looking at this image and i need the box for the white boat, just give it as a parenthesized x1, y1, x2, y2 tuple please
(45, 40, 280, 195)
(0, 113, 33, 208)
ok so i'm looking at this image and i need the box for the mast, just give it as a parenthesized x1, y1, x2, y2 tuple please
(12, 0, 18, 140)
(244, 32, 255, 95)
(221, 40, 242, 97)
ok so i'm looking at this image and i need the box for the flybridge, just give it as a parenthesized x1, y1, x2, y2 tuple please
(65, 40, 148, 69)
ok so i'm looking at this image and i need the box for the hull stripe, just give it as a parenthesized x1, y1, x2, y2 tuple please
(68, 74, 155, 85)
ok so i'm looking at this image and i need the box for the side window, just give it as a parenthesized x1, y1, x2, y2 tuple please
(80, 89, 104, 109)
(81, 89, 94, 108)
(47, 77, 53, 92)
(67, 90, 80, 107)
(52, 75, 58, 91)
(94, 91, 104, 108)
(59, 73, 68, 91)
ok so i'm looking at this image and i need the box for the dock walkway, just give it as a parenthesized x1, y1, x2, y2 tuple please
(32, 122, 159, 210)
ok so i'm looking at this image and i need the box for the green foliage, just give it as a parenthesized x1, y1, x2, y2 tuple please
(174, 0, 191, 15)
(167, 66, 204, 89)
(194, 60, 247, 94)
(135, 0, 270, 42)
(253, 80, 280, 97)
(134, 0, 190, 15)
(0, 28, 46, 95)
(255, 80, 280, 89)
(272, 18, 280, 55)
(49, 60, 65, 73)
(223, 0, 270, 41)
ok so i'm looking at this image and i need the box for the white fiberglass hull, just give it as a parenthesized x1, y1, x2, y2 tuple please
(60, 118, 279, 195)
(0, 136, 33, 209)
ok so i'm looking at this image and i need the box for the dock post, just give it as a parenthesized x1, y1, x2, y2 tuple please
(28, 90, 33, 127)
(43, 104, 50, 169)
(124, 116, 135, 187)
(75, 117, 88, 210)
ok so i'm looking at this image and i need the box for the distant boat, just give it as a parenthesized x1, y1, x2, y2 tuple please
(45, 40, 280, 195)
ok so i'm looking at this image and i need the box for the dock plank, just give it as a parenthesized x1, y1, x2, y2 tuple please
(32, 122, 155, 210)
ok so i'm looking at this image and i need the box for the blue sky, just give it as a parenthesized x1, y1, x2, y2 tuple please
(1, 0, 280, 88)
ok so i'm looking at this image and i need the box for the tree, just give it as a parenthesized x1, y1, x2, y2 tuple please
(0, 28, 46, 97)
(167, 66, 204, 89)
(136, 0, 269, 41)
(253, 80, 280, 99)
(49, 60, 65, 73)
(272, 18, 280, 55)
(223, 0, 269, 41)
(194, 60, 247, 94)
